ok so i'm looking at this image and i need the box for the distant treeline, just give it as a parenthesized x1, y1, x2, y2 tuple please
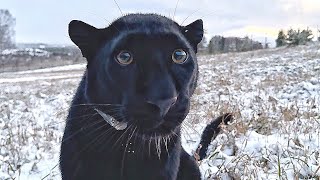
(198, 36, 264, 54)
(276, 28, 315, 47)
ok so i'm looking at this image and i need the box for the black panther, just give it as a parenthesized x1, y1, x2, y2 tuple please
(60, 13, 232, 180)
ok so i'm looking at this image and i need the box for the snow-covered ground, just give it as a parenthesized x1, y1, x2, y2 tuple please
(0, 44, 319, 179)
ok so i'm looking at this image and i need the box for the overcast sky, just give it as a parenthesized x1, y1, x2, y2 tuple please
(2, 0, 320, 46)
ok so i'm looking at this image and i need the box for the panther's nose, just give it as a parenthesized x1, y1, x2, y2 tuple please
(147, 96, 177, 117)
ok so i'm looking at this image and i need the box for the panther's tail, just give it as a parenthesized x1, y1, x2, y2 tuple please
(195, 113, 233, 160)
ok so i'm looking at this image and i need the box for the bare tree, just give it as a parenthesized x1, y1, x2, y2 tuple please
(197, 29, 207, 53)
(0, 9, 16, 50)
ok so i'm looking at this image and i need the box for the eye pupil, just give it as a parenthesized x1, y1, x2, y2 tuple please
(174, 51, 186, 60)
(116, 51, 133, 65)
(120, 53, 130, 61)
(172, 49, 188, 64)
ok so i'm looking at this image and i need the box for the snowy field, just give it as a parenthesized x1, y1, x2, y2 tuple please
(0, 44, 319, 179)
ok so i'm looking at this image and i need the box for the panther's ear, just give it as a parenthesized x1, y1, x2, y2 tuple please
(183, 19, 203, 53)
(69, 20, 100, 59)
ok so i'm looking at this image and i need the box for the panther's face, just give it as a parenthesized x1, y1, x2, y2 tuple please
(69, 14, 203, 136)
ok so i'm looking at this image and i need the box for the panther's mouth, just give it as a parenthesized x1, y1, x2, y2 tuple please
(94, 108, 128, 130)
(94, 103, 180, 133)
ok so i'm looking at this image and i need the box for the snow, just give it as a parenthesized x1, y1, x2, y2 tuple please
(0, 64, 85, 83)
(12, 64, 86, 74)
(0, 44, 319, 179)
(0, 74, 82, 83)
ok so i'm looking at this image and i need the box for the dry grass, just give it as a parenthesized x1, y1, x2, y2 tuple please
(186, 43, 320, 179)
(0, 43, 319, 179)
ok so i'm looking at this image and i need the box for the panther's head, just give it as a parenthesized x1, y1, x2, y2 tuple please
(69, 14, 203, 136)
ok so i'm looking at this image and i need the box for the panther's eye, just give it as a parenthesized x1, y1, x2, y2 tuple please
(172, 49, 188, 64)
(115, 51, 133, 65)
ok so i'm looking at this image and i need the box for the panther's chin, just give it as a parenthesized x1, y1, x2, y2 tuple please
(134, 120, 180, 138)
(133, 126, 177, 141)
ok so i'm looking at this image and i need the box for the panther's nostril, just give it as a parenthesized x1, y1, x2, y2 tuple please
(146, 96, 178, 117)
(146, 101, 160, 111)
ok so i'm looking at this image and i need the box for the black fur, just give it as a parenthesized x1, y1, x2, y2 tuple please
(60, 13, 228, 180)
(197, 113, 233, 160)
